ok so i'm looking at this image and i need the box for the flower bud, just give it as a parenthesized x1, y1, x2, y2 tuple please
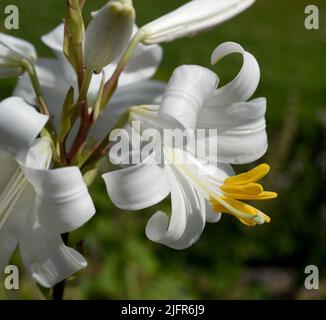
(139, 0, 255, 45)
(84, 0, 135, 73)
(0, 33, 37, 78)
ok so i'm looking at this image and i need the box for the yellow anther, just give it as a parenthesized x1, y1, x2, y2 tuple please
(224, 164, 270, 186)
(210, 163, 277, 227)
(220, 183, 263, 195)
(211, 196, 271, 226)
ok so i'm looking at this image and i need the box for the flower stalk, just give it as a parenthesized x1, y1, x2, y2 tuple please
(66, 68, 94, 165)
(100, 31, 145, 109)
(67, 31, 143, 166)
(80, 109, 130, 170)
(21, 59, 58, 148)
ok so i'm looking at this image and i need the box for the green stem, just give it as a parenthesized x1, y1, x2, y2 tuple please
(75, 43, 85, 89)
(22, 59, 58, 143)
(100, 31, 145, 109)
(66, 68, 93, 164)
(69, 31, 143, 165)
(78, 33, 144, 168)
(78, 67, 93, 103)
(80, 110, 130, 170)
(79, 0, 86, 9)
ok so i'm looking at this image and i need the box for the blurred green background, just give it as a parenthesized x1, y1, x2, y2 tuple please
(0, 0, 326, 299)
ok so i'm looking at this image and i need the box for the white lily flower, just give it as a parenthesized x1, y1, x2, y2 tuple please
(14, 23, 165, 140)
(0, 33, 37, 78)
(0, 97, 96, 287)
(84, 0, 136, 73)
(104, 147, 276, 249)
(140, 0, 255, 44)
(103, 42, 277, 249)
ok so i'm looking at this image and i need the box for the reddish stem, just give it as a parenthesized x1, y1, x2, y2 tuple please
(100, 65, 125, 109)
(67, 103, 93, 165)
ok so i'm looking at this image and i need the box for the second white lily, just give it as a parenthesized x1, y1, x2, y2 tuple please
(102, 42, 277, 249)
(0, 97, 95, 287)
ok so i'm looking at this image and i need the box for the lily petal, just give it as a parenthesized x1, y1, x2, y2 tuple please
(165, 146, 234, 189)
(145, 165, 206, 249)
(164, 148, 233, 224)
(159, 65, 218, 130)
(19, 214, 87, 288)
(0, 152, 18, 194)
(0, 97, 48, 156)
(22, 139, 52, 170)
(41, 24, 76, 83)
(205, 200, 222, 223)
(121, 40, 163, 86)
(128, 105, 163, 135)
(14, 58, 72, 127)
(91, 80, 165, 139)
(140, 0, 255, 44)
(103, 155, 170, 210)
(198, 97, 266, 131)
(22, 165, 95, 234)
(113, 24, 163, 86)
(0, 153, 33, 271)
(209, 41, 260, 106)
(41, 24, 64, 53)
(196, 98, 267, 164)
(0, 33, 37, 62)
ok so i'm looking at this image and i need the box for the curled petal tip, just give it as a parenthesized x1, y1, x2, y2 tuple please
(211, 42, 244, 65)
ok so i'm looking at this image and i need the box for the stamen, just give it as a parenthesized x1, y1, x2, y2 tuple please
(220, 183, 263, 195)
(224, 164, 270, 185)
(222, 190, 277, 201)
(210, 163, 277, 226)
(210, 195, 271, 226)
(166, 146, 277, 227)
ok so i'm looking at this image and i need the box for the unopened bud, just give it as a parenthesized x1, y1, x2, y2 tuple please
(84, 0, 135, 73)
